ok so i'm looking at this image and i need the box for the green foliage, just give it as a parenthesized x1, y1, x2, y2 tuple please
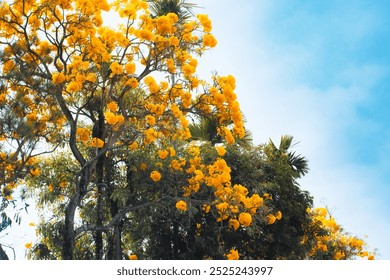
(148, 0, 197, 22)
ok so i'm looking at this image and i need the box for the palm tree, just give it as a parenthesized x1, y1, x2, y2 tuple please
(147, 0, 197, 22)
(267, 135, 309, 178)
(188, 115, 253, 147)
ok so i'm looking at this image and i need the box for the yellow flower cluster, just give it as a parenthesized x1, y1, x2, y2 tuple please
(110, 62, 123, 76)
(107, 101, 118, 112)
(30, 168, 40, 177)
(267, 211, 282, 225)
(150, 170, 161, 182)
(76, 127, 91, 142)
(238, 212, 252, 227)
(197, 14, 212, 33)
(180, 147, 265, 224)
(304, 208, 375, 260)
(155, 13, 178, 35)
(158, 149, 169, 160)
(226, 249, 239, 260)
(215, 146, 226, 157)
(90, 137, 104, 148)
(52, 72, 66, 84)
(175, 200, 188, 212)
(105, 111, 125, 127)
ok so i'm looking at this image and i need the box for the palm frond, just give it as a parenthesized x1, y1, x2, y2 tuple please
(147, 0, 198, 22)
(288, 151, 309, 178)
(188, 117, 221, 144)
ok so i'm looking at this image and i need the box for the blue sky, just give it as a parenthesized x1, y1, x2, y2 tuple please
(198, 0, 390, 259)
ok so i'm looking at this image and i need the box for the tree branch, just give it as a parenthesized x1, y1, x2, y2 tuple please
(74, 200, 161, 236)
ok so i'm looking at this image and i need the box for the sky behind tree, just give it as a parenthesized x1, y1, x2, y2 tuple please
(196, 0, 390, 259)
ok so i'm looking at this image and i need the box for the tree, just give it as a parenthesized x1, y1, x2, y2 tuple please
(1, 0, 249, 260)
(1, 0, 374, 261)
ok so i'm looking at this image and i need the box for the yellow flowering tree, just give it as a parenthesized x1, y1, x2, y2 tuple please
(1, 0, 247, 259)
(302, 207, 375, 260)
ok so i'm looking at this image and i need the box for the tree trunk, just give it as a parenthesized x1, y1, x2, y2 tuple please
(0, 244, 9, 260)
(62, 170, 89, 260)
(93, 106, 106, 260)
(62, 192, 79, 260)
(95, 147, 105, 260)
(107, 157, 123, 260)
(112, 223, 123, 259)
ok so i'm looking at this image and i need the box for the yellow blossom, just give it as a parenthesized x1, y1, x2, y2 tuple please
(66, 81, 83, 93)
(107, 101, 118, 112)
(52, 72, 66, 84)
(334, 251, 345, 260)
(158, 149, 169, 160)
(238, 212, 252, 227)
(215, 146, 226, 156)
(275, 211, 282, 220)
(267, 214, 276, 225)
(25, 242, 32, 249)
(203, 34, 217, 48)
(125, 62, 136, 74)
(30, 168, 40, 177)
(86, 73, 97, 83)
(175, 200, 187, 211)
(110, 62, 123, 75)
(145, 115, 155, 126)
(226, 249, 239, 260)
(150, 170, 161, 182)
(126, 77, 139, 88)
(129, 254, 138, 260)
(263, 193, 272, 200)
(26, 112, 38, 122)
(169, 147, 176, 157)
(129, 141, 139, 150)
(166, 58, 176, 73)
(76, 127, 91, 142)
(90, 137, 104, 148)
(202, 204, 211, 214)
(105, 111, 125, 126)
(229, 219, 240, 230)
(197, 14, 212, 32)
(215, 202, 229, 213)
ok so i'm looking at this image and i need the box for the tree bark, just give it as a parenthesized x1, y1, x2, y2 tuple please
(0, 244, 9, 260)
(62, 170, 89, 260)
(94, 109, 106, 260)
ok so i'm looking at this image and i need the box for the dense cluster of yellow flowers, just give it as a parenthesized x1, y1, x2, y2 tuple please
(303, 208, 375, 260)
(175, 144, 271, 230)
